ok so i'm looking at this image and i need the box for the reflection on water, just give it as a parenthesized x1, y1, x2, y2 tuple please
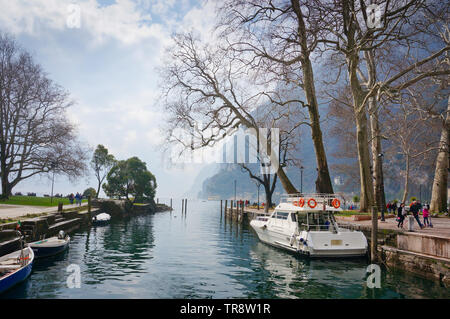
(1, 201, 448, 299)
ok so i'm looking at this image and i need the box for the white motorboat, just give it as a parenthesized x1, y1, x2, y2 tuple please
(92, 213, 111, 225)
(250, 194, 368, 258)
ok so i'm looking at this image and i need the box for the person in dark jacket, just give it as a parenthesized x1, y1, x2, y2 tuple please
(397, 203, 406, 228)
(409, 200, 424, 229)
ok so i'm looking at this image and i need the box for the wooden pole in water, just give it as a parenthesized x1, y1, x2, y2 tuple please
(182, 198, 184, 215)
(185, 199, 187, 214)
(170, 198, 172, 211)
(220, 200, 223, 215)
(88, 195, 91, 213)
(371, 206, 378, 263)
(224, 200, 228, 216)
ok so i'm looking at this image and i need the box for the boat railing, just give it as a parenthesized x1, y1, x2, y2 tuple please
(299, 223, 335, 231)
(280, 193, 345, 206)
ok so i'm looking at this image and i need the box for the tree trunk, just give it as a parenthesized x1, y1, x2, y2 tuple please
(347, 50, 375, 212)
(402, 155, 410, 204)
(276, 166, 298, 194)
(430, 98, 450, 213)
(369, 98, 386, 213)
(290, 0, 334, 194)
(355, 109, 375, 212)
(0, 163, 11, 199)
(96, 182, 101, 199)
(264, 184, 273, 213)
(302, 58, 334, 194)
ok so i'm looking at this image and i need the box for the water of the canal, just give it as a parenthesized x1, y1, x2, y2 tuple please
(2, 200, 449, 298)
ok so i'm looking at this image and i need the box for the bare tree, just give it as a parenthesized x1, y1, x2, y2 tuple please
(318, 0, 449, 211)
(240, 110, 303, 212)
(216, 0, 335, 193)
(384, 99, 441, 203)
(159, 32, 308, 194)
(0, 33, 88, 198)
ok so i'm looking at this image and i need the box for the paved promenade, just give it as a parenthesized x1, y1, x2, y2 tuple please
(0, 202, 87, 219)
(335, 215, 450, 239)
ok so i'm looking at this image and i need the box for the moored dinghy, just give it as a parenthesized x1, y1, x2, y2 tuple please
(92, 213, 111, 225)
(0, 244, 34, 294)
(27, 231, 70, 258)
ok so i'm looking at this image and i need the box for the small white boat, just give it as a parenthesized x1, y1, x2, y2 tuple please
(0, 246, 34, 294)
(250, 194, 368, 258)
(27, 231, 70, 258)
(92, 213, 111, 225)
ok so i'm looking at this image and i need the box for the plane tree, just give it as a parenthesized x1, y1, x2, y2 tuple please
(0, 33, 88, 198)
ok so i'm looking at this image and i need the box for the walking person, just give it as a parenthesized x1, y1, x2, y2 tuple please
(75, 192, 81, 206)
(422, 205, 430, 227)
(410, 200, 424, 229)
(69, 193, 74, 205)
(78, 193, 83, 206)
(397, 203, 406, 228)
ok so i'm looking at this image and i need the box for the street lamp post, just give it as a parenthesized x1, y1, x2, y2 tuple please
(50, 162, 57, 204)
(378, 153, 385, 221)
(234, 180, 236, 205)
(300, 166, 304, 194)
(257, 183, 261, 210)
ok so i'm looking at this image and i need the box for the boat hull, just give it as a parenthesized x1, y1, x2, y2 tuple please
(0, 247, 34, 294)
(29, 243, 69, 258)
(28, 237, 70, 258)
(250, 221, 367, 258)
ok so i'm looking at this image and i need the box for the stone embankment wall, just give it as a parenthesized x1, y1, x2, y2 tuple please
(0, 199, 171, 257)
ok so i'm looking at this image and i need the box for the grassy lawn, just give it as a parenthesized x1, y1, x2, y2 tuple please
(0, 195, 87, 207)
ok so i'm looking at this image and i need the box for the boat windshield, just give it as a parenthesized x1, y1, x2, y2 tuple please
(297, 211, 337, 232)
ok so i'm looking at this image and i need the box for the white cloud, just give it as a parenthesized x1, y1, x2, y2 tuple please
(0, 0, 223, 198)
(0, 0, 169, 45)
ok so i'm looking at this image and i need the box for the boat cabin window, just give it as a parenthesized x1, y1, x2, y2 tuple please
(290, 213, 297, 222)
(276, 212, 289, 220)
(297, 213, 308, 231)
(297, 211, 336, 231)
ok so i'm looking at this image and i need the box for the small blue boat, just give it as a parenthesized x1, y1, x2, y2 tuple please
(27, 232, 70, 258)
(0, 246, 34, 294)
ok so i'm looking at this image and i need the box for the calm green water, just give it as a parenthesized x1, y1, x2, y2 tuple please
(2, 200, 449, 299)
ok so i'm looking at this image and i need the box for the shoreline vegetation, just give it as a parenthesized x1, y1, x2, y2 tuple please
(0, 195, 88, 207)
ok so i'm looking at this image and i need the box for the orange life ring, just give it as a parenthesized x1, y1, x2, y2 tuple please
(293, 198, 304, 207)
(298, 198, 305, 207)
(332, 198, 341, 209)
(308, 198, 317, 208)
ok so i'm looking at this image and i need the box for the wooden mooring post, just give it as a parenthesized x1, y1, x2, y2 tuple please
(185, 199, 187, 214)
(170, 198, 172, 210)
(224, 200, 228, 216)
(371, 206, 378, 262)
(230, 200, 233, 217)
(88, 195, 91, 213)
(181, 198, 184, 215)
(220, 200, 223, 215)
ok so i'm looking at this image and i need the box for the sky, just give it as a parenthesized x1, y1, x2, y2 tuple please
(0, 0, 219, 199)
